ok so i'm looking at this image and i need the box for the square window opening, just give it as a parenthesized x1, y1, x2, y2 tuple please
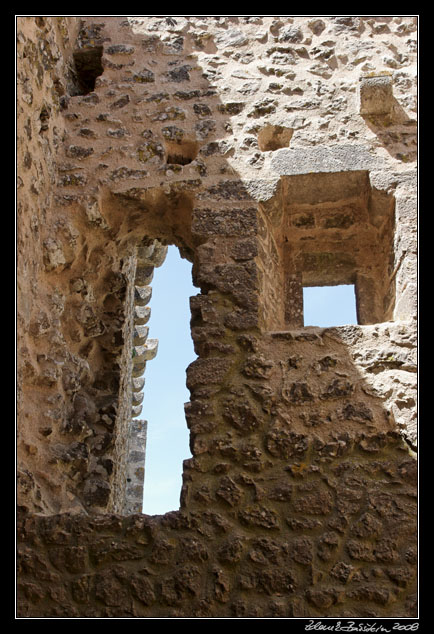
(303, 284, 358, 327)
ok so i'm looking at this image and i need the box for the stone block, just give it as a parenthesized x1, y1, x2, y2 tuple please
(135, 266, 154, 286)
(192, 207, 258, 237)
(134, 305, 151, 325)
(132, 391, 144, 406)
(133, 325, 149, 346)
(133, 339, 158, 364)
(131, 376, 145, 392)
(137, 242, 168, 267)
(271, 144, 378, 177)
(131, 404, 143, 418)
(134, 286, 152, 306)
(359, 74, 394, 116)
(186, 357, 233, 389)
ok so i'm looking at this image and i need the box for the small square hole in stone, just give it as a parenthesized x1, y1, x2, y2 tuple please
(303, 284, 357, 327)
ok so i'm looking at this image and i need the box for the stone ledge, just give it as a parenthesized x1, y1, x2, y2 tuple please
(270, 144, 380, 176)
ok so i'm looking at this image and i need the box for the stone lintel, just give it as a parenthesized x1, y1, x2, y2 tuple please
(270, 144, 379, 177)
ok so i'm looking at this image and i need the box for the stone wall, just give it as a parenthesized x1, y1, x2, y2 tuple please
(17, 16, 82, 513)
(17, 16, 417, 618)
(123, 418, 147, 514)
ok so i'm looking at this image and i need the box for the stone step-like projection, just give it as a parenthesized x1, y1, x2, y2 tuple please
(131, 376, 145, 393)
(135, 266, 154, 287)
(123, 239, 168, 515)
(132, 339, 159, 367)
(132, 391, 144, 406)
(134, 286, 152, 306)
(133, 305, 151, 325)
(129, 239, 167, 417)
(133, 324, 149, 346)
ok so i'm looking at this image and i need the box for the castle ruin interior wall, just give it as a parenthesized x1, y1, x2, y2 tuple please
(17, 16, 417, 618)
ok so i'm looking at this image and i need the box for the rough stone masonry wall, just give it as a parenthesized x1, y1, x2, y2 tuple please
(17, 16, 417, 618)
(17, 16, 82, 513)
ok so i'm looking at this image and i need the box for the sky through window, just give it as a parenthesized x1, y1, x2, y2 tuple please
(141, 246, 196, 515)
(303, 284, 358, 327)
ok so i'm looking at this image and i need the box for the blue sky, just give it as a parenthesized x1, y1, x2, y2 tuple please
(141, 248, 357, 515)
(141, 246, 196, 515)
(303, 284, 357, 327)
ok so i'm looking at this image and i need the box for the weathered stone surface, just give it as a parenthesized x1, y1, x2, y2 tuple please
(239, 505, 280, 530)
(192, 207, 258, 237)
(359, 74, 394, 116)
(217, 537, 244, 564)
(186, 358, 233, 389)
(133, 339, 158, 363)
(270, 144, 379, 176)
(265, 427, 309, 459)
(293, 487, 334, 515)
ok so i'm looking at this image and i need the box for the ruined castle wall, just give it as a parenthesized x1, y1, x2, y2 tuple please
(17, 16, 417, 618)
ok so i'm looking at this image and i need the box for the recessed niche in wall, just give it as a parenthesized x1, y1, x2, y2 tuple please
(72, 46, 104, 95)
(303, 284, 357, 327)
(257, 170, 396, 330)
(39, 105, 50, 133)
(257, 125, 293, 151)
(164, 139, 199, 166)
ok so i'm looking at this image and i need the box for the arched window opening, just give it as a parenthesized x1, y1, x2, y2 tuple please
(137, 245, 196, 515)
(303, 284, 357, 327)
